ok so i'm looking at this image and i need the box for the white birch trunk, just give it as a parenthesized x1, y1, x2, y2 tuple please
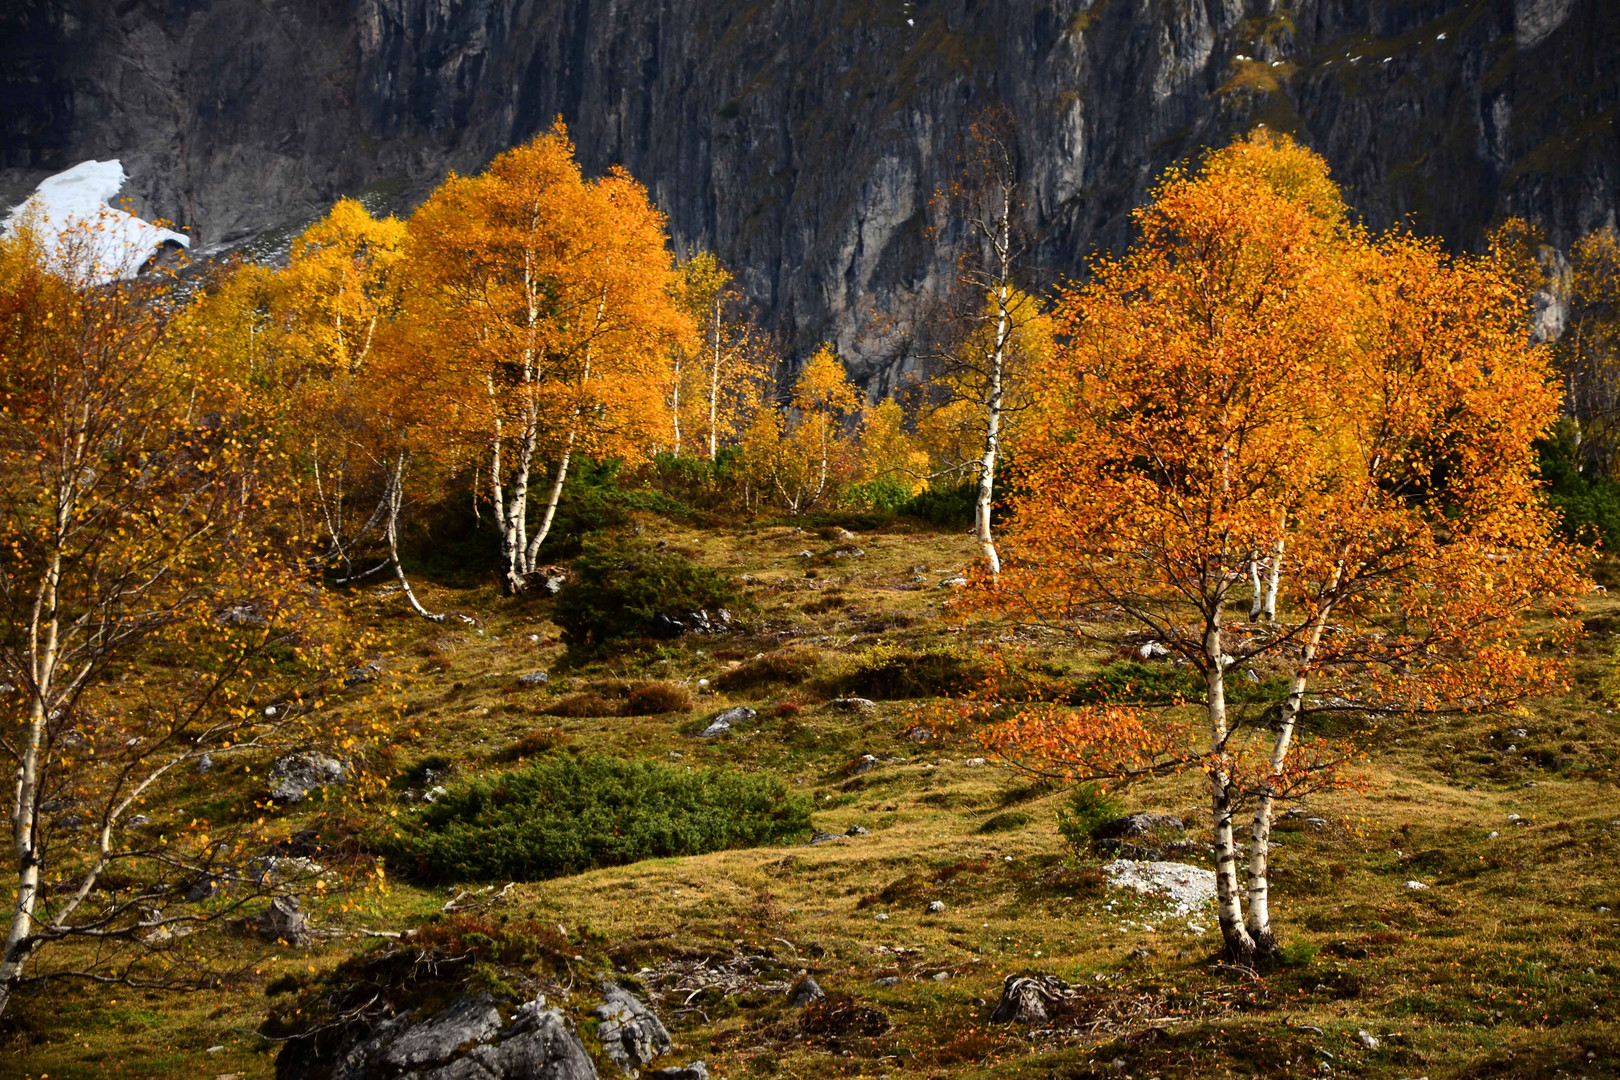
(1206, 608, 1258, 963)
(708, 295, 722, 460)
(385, 451, 445, 622)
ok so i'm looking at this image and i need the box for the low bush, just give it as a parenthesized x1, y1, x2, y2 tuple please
(552, 542, 740, 650)
(394, 754, 813, 881)
(715, 646, 822, 691)
(625, 681, 694, 714)
(492, 727, 569, 762)
(977, 811, 1034, 834)
(1055, 783, 1124, 855)
(835, 645, 983, 700)
(895, 481, 977, 526)
(542, 691, 622, 718)
(1069, 661, 1201, 704)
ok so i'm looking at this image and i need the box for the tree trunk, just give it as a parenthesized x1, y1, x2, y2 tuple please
(670, 351, 682, 458)
(708, 295, 722, 460)
(1206, 612, 1257, 964)
(385, 451, 445, 622)
(975, 282, 1010, 578)
(1245, 590, 1337, 958)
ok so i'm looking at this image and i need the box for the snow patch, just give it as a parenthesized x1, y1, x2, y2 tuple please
(4, 160, 188, 283)
(1101, 859, 1216, 917)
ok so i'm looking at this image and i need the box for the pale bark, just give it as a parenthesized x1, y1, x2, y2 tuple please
(707, 295, 722, 460)
(975, 276, 1010, 578)
(1205, 606, 1258, 963)
(670, 351, 682, 457)
(1245, 567, 1342, 955)
(384, 451, 445, 622)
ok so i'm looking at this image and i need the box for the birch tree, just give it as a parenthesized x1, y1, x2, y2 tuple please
(670, 251, 769, 460)
(922, 107, 1043, 576)
(0, 221, 360, 1018)
(406, 122, 690, 593)
(976, 131, 1582, 964)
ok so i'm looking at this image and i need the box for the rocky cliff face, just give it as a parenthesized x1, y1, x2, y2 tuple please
(3, 0, 1617, 382)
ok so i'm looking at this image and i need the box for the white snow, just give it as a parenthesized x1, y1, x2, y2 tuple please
(4, 160, 188, 283)
(1102, 859, 1217, 917)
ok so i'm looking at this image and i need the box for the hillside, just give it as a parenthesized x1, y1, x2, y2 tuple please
(5, 513, 1618, 1080)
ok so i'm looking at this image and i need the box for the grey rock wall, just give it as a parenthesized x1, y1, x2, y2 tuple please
(3, 0, 1618, 384)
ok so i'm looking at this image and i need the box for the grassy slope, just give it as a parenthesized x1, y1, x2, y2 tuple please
(4, 515, 1620, 1080)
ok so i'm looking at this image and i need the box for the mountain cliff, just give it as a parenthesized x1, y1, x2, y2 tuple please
(3, 0, 1617, 382)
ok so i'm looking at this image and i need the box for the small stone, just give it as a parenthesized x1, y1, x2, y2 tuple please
(518, 670, 550, 686)
(927, 900, 945, 913)
(648, 1065, 710, 1080)
(268, 752, 346, 804)
(846, 824, 870, 836)
(963, 757, 987, 767)
(874, 976, 899, 987)
(808, 833, 846, 845)
(196, 753, 213, 774)
(344, 660, 383, 687)
(932, 971, 949, 981)
(939, 576, 968, 588)
(698, 706, 755, 737)
(830, 697, 877, 713)
(907, 725, 935, 741)
(667, 751, 684, 760)
(1356, 1029, 1380, 1049)
(423, 785, 449, 804)
(1137, 640, 1169, 660)
(874, 912, 889, 921)
(789, 976, 824, 1006)
(1405, 880, 1429, 891)
(849, 754, 878, 775)
(594, 981, 674, 1074)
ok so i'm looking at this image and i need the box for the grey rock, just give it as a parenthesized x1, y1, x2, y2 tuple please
(196, 753, 213, 774)
(939, 577, 969, 589)
(217, 602, 266, 626)
(697, 706, 754, 737)
(519, 670, 551, 686)
(592, 982, 672, 1075)
(1092, 813, 1185, 840)
(309, 993, 597, 1080)
(255, 896, 309, 945)
(187, 873, 224, 902)
(807, 832, 846, 845)
(789, 976, 824, 1006)
(648, 1065, 709, 1080)
(926, 900, 944, 913)
(906, 725, 935, 741)
(989, 973, 1073, 1025)
(268, 752, 347, 803)
(382, 996, 502, 1071)
(831, 697, 877, 713)
(849, 754, 878, 775)
(846, 824, 870, 836)
(873, 976, 899, 987)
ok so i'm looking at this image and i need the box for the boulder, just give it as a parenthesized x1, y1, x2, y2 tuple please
(255, 896, 310, 945)
(1092, 813, 1184, 840)
(592, 982, 672, 1075)
(648, 1066, 709, 1080)
(830, 697, 877, 713)
(344, 661, 383, 687)
(989, 973, 1073, 1025)
(269, 752, 347, 803)
(519, 670, 551, 687)
(284, 993, 598, 1080)
(789, 976, 824, 1007)
(1100, 859, 1216, 917)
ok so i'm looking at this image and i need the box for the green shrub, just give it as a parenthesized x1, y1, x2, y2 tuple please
(977, 811, 1033, 834)
(394, 754, 812, 881)
(552, 542, 740, 650)
(1069, 661, 1201, 704)
(542, 691, 622, 718)
(1055, 783, 1124, 855)
(896, 482, 978, 525)
(836, 645, 982, 700)
(1538, 434, 1620, 548)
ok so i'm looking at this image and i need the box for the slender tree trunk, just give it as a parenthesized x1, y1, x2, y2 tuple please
(524, 351, 592, 570)
(1262, 536, 1283, 623)
(2, 480, 70, 1017)
(671, 352, 682, 458)
(385, 451, 445, 622)
(1245, 581, 1340, 957)
(975, 281, 1010, 578)
(1206, 609, 1257, 963)
(1248, 555, 1264, 620)
(707, 296, 722, 460)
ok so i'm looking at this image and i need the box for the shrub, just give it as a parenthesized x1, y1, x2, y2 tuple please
(977, 811, 1033, 834)
(1069, 660, 1201, 704)
(895, 481, 977, 525)
(835, 645, 983, 700)
(394, 754, 813, 881)
(542, 691, 622, 718)
(1055, 783, 1124, 855)
(625, 681, 695, 714)
(715, 647, 822, 691)
(493, 727, 569, 762)
(552, 541, 740, 650)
